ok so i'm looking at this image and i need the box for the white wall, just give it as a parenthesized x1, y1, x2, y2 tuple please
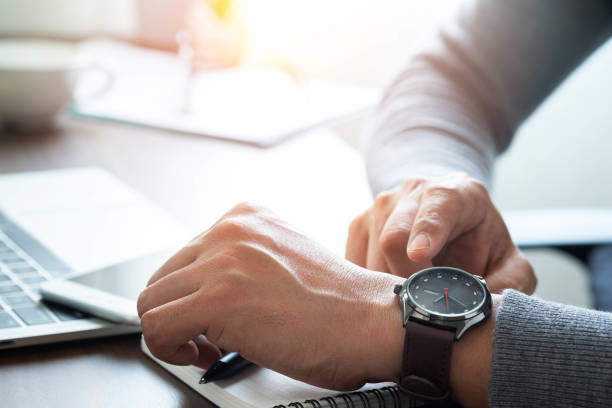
(492, 39, 612, 210)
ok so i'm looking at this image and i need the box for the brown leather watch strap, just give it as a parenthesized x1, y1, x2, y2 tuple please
(398, 320, 455, 401)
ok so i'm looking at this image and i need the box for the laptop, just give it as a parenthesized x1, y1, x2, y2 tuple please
(0, 167, 186, 349)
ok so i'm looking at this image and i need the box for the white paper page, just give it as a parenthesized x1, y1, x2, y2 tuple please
(141, 338, 411, 408)
(73, 40, 380, 146)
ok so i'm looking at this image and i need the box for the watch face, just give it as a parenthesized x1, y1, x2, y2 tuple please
(407, 267, 486, 317)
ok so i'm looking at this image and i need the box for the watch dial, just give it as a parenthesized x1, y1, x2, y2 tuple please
(408, 267, 485, 316)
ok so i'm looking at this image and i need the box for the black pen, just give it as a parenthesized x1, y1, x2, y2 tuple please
(199, 352, 254, 384)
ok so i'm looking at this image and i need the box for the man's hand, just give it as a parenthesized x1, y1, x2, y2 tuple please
(346, 173, 536, 294)
(137, 203, 405, 391)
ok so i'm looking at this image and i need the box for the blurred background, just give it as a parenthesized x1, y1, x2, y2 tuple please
(0, 0, 459, 85)
(1, 0, 612, 308)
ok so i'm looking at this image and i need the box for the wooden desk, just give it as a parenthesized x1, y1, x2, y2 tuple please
(0, 116, 371, 407)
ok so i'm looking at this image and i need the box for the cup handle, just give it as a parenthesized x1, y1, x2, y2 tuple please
(74, 63, 114, 102)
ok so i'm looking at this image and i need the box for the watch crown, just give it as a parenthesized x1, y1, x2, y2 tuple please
(393, 284, 402, 294)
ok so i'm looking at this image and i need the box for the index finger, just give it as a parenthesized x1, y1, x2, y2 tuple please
(379, 185, 430, 276)
(407, 182, 486, 263)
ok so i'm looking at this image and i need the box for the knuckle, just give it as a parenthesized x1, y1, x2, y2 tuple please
(469, 177, 488, 194)
(529, 274, 538, 293)
(348, 215, 366, 235)
(186, 232, 206, 247)
(517, 254, 537, 293)
(232, 201, 263, 215)
(140, 311, 160, 348)
(401, 177, 426, 193)
(136, 289, 150, 317)
(424, 183, 458, 201)
(186, 232, 203, 246)
(214, 218, 252, 239)
(186, 229, 212, 251)
(231, 202, 279, 224)
(403, 176, 426, 187)
(380, 229, 407, 255)
(413, 212, 444, 234)
(526, 270, 537, 293)
(446, 171, 475, 188)
(448, 171, 470, 180)
(373, 190, 394, 210)
(467, 179, 490, 202)
(141, 310, 182, 362)
(445, 172, 490, 201)
(221, 204, 280, 238)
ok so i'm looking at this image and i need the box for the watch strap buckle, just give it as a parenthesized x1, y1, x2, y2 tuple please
(398, 321, 455, 402)
(399, 375, 451, 401)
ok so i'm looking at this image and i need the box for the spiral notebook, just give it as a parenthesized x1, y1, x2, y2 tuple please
(141, 338, 426, 407)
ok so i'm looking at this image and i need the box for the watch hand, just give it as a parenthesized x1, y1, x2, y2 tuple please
(433, 295, 445, 303)
(448, 295, 467, 308)
(444, 288, 449, 313)
(423, 289, 440, 296)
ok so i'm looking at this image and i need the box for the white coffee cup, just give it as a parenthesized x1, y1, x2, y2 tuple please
(0, 39, 112, 132)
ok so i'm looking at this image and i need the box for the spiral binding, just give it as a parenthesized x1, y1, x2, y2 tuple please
(273, 385, 421, 408)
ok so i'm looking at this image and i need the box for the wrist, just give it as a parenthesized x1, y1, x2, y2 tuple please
(371, 274, 499, 407)
(449, 293, 500, 407)
(361, 272, 405, 383)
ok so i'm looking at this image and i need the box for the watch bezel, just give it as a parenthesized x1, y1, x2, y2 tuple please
(395, 266, 492, 340)
(407, 266, 487, 319)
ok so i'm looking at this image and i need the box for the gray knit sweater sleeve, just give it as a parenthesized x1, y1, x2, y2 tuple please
(366, 0, 612, 194)
(490, 290, 612, 407)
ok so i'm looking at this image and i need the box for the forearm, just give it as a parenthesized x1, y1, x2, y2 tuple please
(367, 0, 612, 195)
(366, 52, 500, 193)
(366, 127, 495, 195)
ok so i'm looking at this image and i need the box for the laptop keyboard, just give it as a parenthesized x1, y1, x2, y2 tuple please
(0, 211, 88, 329)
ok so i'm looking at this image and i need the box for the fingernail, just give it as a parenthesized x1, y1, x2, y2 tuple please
(408, 233, 430, 252)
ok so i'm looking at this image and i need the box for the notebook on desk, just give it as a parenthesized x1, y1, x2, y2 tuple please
(141, 338, 425, 408)
(72, 40, 380, 147)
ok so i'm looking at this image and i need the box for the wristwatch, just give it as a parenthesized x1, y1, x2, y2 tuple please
(393, 266, 492, 401)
